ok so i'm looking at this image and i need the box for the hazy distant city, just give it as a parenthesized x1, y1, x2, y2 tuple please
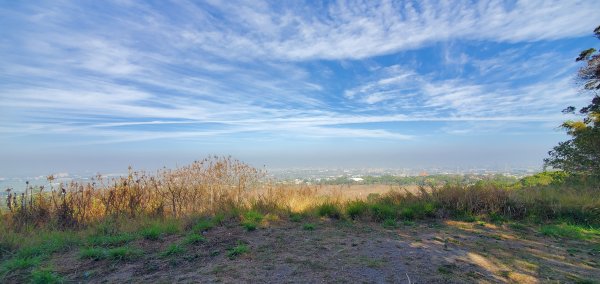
(0, 165, 541, 194)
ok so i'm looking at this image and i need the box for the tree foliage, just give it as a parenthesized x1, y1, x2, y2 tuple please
(544, 25, 600, 176)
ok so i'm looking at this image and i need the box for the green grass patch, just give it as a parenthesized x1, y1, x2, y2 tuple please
(541, 224, 600, 240)
(489, 212, 507, 224)
(16, 231, 80, 259)
(590, 244, 600, 254)
(303, 223, 315, 231)
(346, 200, 368, 220)
(79, 247, 107, 261)
(508, 222, 528, 232)
(241, 210, 264, 231)
(87, 233, 136, 247)
(31, 268, 63, 284)
(317, 202, 342, 219)
(359, 256, 386, 268)
(438, 264, 457, 274)
(107, 246, 142, 261)
(289, 213, 303, 222)
(140, 221, 180, 240)
(226, 242, 249, 259)
(193, 219, 215, 232)
(369, 203, 395, 221)
(382, 218, 398, 229)
(160, 244, 184, 257)
(183, 233, 206, 245)
(455, 214, 478, 223)
(401, 202, 436, 220)
(1, 256, 42, 273)
(242, 222, 257, 231)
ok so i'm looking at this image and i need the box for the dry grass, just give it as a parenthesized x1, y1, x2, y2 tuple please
(2, 156, 599, 234)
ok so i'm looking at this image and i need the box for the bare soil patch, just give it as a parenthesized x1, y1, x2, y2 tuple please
(40, 219, 600, 283)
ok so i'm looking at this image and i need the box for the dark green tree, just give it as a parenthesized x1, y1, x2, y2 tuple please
(544, 25, 600, 176)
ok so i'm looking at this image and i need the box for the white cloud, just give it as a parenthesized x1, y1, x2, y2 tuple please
(0, 0, 595, 146)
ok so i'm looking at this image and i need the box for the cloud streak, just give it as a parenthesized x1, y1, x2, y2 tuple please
(0, 0, 595, 147)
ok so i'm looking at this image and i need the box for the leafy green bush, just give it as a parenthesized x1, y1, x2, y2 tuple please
(369, 203, 395, 221)
(346, 200, 368, 220)
(317, 203, 342, 219)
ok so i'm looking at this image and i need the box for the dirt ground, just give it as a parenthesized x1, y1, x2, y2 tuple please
(43, 218, 600, 283)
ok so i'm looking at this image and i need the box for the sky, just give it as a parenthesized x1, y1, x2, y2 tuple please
(0, 0, 599, 176)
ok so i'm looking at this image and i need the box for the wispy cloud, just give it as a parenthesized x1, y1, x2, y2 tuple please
(0, 0, 595, 148)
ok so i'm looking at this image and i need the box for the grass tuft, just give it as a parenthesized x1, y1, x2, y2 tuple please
(289, 213, 303, 222)
(183, 233, 206, 245)
(346, 200, 368, 220)
(87, 233, 136, 247)
(226, 242, 249, 259)
(160, 244, 184, 257)
(382, 218, 398, 229)
(369, 203, 395, 221)
(303, 223, 315, 231)
(317, 202, 342, 219)
(241, 210, 264, 231)
(540, 224, 600, 240)
(79, 247, 107, 261)
(1, 256, 42, 273)
(107, 246, 142, 261)
(31, 268, 63, 284)
(140, 221, 180, 240)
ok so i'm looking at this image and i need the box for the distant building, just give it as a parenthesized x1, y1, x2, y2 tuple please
(350, 177, 364, 182)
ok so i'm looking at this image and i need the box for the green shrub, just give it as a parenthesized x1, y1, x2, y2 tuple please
(369, 203, 395, 221)
(399, 207, 415, 220)
(317, 203, 342, 219)
(346, 200, 368, 220)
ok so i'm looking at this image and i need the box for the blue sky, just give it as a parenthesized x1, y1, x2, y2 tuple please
(1, 0, 598, 176)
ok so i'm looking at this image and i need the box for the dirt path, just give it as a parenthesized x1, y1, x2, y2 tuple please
(49, 219, 600, 283)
